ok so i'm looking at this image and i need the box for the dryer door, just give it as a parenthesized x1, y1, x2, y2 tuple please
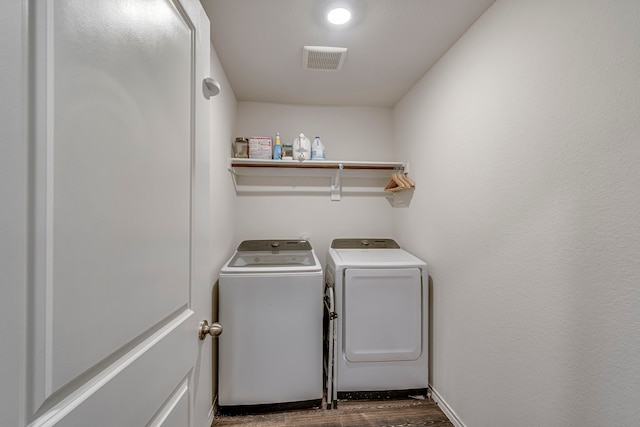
(343, 268, 422, 362)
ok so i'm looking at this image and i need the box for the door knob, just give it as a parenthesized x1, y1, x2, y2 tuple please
(199, 320, 223, 340)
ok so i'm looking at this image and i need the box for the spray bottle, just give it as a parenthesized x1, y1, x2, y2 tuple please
(273, 132, 282, 160)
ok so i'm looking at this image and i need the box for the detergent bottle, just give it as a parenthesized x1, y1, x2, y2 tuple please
(293, 133, 311, 161)
(311, 136, 325, 160)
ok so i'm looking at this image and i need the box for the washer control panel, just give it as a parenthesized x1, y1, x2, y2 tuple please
(236, 239, 312, 251)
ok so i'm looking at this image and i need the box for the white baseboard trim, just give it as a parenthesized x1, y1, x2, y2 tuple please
(429, 385, 465, 427)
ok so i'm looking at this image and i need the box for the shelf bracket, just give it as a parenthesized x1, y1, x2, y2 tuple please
(227, 158, 239, 194)
(330, 164, 343, 201)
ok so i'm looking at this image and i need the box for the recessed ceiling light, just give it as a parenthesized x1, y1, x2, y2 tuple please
(327, 7, 351, 25)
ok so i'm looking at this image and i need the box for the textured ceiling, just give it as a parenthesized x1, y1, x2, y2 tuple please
(201, 0, 495, 107)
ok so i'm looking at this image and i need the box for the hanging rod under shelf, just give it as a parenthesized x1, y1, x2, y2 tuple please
(229, 158, 404, 170)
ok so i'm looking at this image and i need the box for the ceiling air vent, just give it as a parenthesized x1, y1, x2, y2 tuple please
(303, 46, 348, 71)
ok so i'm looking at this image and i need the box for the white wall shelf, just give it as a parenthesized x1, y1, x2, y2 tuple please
(228, 158, 413, 205)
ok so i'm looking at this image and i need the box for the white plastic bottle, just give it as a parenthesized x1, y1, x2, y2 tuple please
(311, 136, 325, 160)
(293, 133, 311, 161)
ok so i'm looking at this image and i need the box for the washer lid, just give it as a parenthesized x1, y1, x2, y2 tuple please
(228, 250, 317, 268)
(222, 240, 321, 273)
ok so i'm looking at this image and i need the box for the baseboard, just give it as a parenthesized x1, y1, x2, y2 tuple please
(429, 385, 465, 427)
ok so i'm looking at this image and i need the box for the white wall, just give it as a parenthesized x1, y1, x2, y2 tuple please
(236, 102, 395, 161)
(393, 1, 640, 426)
(234, 102, 395, 264)
(207, 41, 238, 403)
(209, 46, 238, 274)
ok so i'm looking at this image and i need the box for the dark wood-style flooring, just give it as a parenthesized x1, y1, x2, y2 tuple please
(212, 398, 454, 427)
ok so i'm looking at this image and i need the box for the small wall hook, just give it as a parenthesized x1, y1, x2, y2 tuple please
(202, 77, 221, 99)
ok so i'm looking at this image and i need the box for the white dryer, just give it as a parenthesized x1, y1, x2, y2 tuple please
(325, 238, 428, 406)
(219, 240, 323, 414)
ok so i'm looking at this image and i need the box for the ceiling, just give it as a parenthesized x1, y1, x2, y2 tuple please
(200, 0, 495, 107)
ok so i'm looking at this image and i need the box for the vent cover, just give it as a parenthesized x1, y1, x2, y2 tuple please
(303, 46, 348, 71)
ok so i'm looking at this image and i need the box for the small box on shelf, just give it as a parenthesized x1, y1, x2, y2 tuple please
(248, 137, 272, 159)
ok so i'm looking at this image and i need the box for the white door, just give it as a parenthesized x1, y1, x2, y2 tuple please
(1, 0, 213, 426)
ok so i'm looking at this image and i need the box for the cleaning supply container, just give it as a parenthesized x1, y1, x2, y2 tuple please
(311, 136, 325, 160)
(293, 133, 311, 161)
(273, 132, 282, 160)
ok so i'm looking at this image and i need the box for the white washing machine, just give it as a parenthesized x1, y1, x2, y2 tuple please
(325, 238, 428, 407)
(218, 240, 323, 414)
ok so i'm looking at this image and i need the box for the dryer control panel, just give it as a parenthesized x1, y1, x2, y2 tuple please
(330, 238, 400, 249)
